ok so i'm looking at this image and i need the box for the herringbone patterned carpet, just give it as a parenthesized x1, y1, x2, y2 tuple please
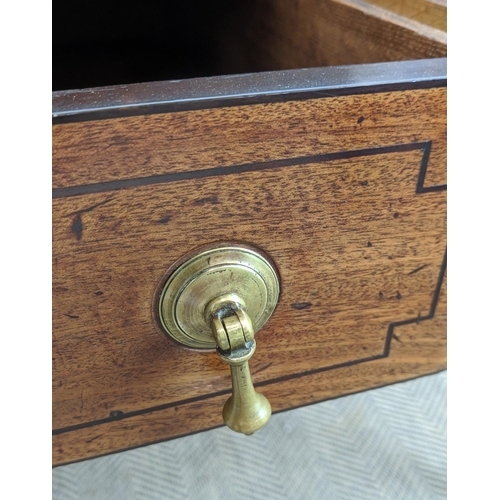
(53, 371, 447, 499)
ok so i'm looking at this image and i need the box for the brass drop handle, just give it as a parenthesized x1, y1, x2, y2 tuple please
(211, 307, 271, 435)
(157, 244, 280, 435)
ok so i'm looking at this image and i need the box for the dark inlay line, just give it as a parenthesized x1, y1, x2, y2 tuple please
(257, 354, 385, 387)
(53, 369, 446, 468)
(52, 388, 233, 436)
(53, 352, 386, 437)
(416, 142, 447, 194)
(428, 247, 447, 316)
(383, 247, 447, 356)
(53, 142, 428, 199)
(52, 146, 447, 438)
(419, 184, 447, 193)
(53, 243, 446, 436)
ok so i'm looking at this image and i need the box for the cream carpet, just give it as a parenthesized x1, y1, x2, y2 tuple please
(53, 371, 446, 499)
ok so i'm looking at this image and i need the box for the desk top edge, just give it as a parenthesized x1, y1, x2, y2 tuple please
(52, 58, 447, 124)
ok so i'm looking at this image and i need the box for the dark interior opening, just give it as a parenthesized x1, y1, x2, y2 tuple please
(53, 0, 259, 91)
(53, 0, 446, 92)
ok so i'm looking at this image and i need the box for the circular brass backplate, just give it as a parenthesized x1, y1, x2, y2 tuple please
(158, 245, 280, 349)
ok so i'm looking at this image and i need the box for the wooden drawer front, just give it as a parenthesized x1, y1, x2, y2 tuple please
(53, 79, 446, 465)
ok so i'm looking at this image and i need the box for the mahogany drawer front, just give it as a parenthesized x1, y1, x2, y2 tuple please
(52, 60, 446, 465)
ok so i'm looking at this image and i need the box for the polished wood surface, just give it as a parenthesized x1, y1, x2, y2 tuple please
(53, 88, 446, 189)
(53, 85, 446, 465)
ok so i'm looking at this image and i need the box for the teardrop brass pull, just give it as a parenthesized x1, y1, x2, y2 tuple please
(211, 307, 271, 434)
(157, 244, 279, 434)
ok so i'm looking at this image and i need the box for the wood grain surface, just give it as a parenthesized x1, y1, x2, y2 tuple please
(216, 0, 446, 75)
(53, 88, 446, 189)
(366, 0, 446, 31)
(53, 86, 446, 465)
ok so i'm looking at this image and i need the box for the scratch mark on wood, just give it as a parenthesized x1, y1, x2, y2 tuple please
(253, 362, 273, 375)
(408, 264, 428, 275)
(69, 197, 115, 216)
(86, 434, 103, 444)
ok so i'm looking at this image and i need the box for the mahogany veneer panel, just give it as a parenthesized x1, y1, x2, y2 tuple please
(53, 88, 446, 189)
(53, 86, 446, 465)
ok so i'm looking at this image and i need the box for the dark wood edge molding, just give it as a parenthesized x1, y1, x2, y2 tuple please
(53, 141, 447, 439)
(52, 58, 447, 124)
